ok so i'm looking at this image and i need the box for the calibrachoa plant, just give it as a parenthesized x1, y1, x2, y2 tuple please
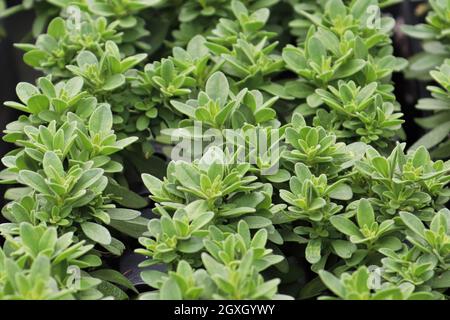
(1, 0, 450, 301)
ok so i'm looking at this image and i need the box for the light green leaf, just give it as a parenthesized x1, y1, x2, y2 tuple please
(89, 105, 113, 135)
(319, 270, 345, 298)
(356, 199, 375, 228)
(399, 212, 425, 237)
(81, 222, 112, 245)
(18, 171, 52, 194)
(330, 216, 362, 237)
(160, 278, 182, 300)
(205, 72, 229, 106)
(107, 208, 141, 221)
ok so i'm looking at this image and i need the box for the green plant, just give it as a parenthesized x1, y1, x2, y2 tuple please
(281, 0, 406, 148)
(287, 0, 402, 44)
(0, 65, 145, 299)
(402, 0, 450, 80)
(140, 147, 279, 230)
(17, 16, 122, 77)
(170, 0, 280, 47)
(319, 266, 436, 300)
(354, 144, 450, 216)
(1, 83, 143, 253)
(0, 222, 104, 300)
(401, 1, 450, 165)
(2, 0, 450, 301)
(139, 220, 288, 300)
(410, 60, 450, 158)
(136, 200, 215, 267)
(283, 112, 355, 177)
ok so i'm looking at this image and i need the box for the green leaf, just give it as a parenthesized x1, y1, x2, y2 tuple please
(27, 94, 49, 113)
(372, 157, 390, 177)
(306, 239, 321, 264)
(351, 0, 372, 19)
(266, 169, 291, 183)
(16, 82, 39, 104)
(401, 24, 437, 40)
(170, 100, 196, 118)
(101, 238, 124, 256)
(109, 216, 149, 238)
(328, 183, 353, 200)
(282, 46, 304, 73)
(399, 212, 425, 237)
(409, 121, 450, 152)
(103, 74, 126, 91)
(140, 270, 166, 288)
(77, 51, 98, 67)
(175, 162, 199, 188)
(428, 270, 450, 289)
(18, 171, 52, 194)
(20, 223, 40, 256)
(307, 37, 326, 65)
(136, 115, 150, 131)
(178, 237, 204, 253)
(65, 76, 84, 96)
(47, 17, 66, 39)
(71, 169, 104, 193)
(90, 269, 138, 293)
(332, 59, 366, 79)
(242, 216, 272, 228)
(356, 199, 374, 228)
(412, 146, 430, 167)
(326, 0, 346, 19)
(96, 280, 127, 300)
(205, 72, 229, 106)
(43, 151, 64, 178)
(330, 216, 362, 238)
(160, 278, 182, 300)
(161, 59, 174, 83)
(89, 105, 113, 135)
(23, 50, 47, 67)
(331, 240, 356, 259)
(319, 270, 345, 298)
(190, 211, 214, 231)
(81, 222, 112, 245)
(105, 181, 148, 209)
(107, 208, 140, 221)
(120, 53, 147, 71)
(114, 137, 138, 149)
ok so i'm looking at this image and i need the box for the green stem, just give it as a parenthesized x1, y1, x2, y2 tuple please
(0, 4, 26, 19)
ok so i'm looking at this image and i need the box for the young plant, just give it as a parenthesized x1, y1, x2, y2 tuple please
(410, 60, 450, 158)
(141, 147, 279, 233)
(2, 0, 450, 302)
(136, 200, 214, 267)
(17, 16, 123, 77)
(281, 0, 406, 147)
(354, 144, 450, 217)
(139, 220, 288, 300)
(402, 0, 450, 79)
(283, 112, 355, 177)
(0, 223, 104, 300)
(319, 266, 435, 300)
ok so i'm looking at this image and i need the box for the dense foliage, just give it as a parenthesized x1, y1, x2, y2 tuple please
(403, 1, 450, 161)
(1, 0, 450, 300)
